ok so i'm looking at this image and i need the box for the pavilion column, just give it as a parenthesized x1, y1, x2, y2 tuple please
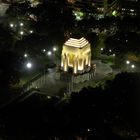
(73, 56, 78, 74)
(64, 54, 68, 72)
(77, 57, 84, 72)
(67, 54, 70, 66)
(81, 59, 84, 71)
(86, 55, 89, 65)
(83, 59, 86, 70)
(61, 54, 64, 67)
(88, 53, 91, 67)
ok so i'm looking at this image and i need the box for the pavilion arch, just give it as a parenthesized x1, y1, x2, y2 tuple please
(61, 37, 91, 74)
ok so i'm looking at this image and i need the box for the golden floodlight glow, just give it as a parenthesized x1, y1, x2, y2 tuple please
(61, 37, 91, 74)
(64, 37, 88, 48)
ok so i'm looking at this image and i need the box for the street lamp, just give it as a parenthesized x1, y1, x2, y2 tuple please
(126, 60, 130, 64)
(47, 51, 52, 56)
(131, 64, 135, 72)
(26, 62, 32, 69)
(100, 48, 103, 51)
(131, 64, 135, 68)
(53, 47, 57, 51)
(53, 47, 57, 64)
(126, 60, 130, 71)
(24, 53, 28, 58)
(20, 22, 24, 26)
(43, 49, 46, 52)
(20, 31, 24, 35)
(10, 23, 14, 28)
(113, 53, 115, 57)
(30, 30, 33, 33)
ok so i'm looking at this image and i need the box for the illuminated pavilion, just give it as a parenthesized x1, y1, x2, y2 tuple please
(61, 37, 91, 74)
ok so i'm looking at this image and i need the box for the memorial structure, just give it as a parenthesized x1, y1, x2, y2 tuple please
(61, 37, 91, 74)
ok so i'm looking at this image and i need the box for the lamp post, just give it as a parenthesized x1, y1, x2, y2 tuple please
(30, 30, 33, 34)
(100, 48, 103, 51)
(131, 64, 135, 72)
(20, 22, 24, 27)
(53, 47, 57, 51)
(26, 62, 32, 69)
(43, 49, 46, 52)
(20, 31, 24, 35)
(24, 53, 28, 58)
(20, 31, 24, 40)
(10, 23, 14, 28)
(131, 64, 135, 68)
(53, 47, 57, 64)
(47, 51, 52, 56)
(126, 60, 130, 71)
(113, 53, 115, 57)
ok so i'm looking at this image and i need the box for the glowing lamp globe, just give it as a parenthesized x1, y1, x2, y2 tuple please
(26, 62, 32, 69)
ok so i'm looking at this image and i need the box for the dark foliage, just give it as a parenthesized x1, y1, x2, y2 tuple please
(0, 51, 24, 90)
(0, 73, 139, 139)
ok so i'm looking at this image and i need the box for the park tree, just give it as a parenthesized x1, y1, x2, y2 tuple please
(0, 51, 24, 91)
(15, 33, 51, 56)
(119, 16, 140, 32)
(103, 31, 140, 68)
(0, 73, 139, 139)
(86, 32, 99, 47)
(104, 32, 126, 55)
(61, 72, 140, 139)
(105, 73, 140, 131)
(0, 24, 16, 51)
(6, 2, 30, 18)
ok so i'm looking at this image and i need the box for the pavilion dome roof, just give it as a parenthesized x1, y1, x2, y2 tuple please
(64, 37, 89, 48)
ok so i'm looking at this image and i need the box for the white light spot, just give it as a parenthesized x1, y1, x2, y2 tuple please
(24, 53, 28, 58)
(43, 49, 46, 52)
(100, 48, 103, 51)
(26, 62, 32, 69)
(10, 23, 14, 27)
(47, 96, 51, 99)
(126, 60, 130, 64)
(131, 64, 135, 68)
(30, 30, 33, 33)
(20, 31, 24, 35)
(20, 22, 24, 26)
(53, 47, 57, 51)
(47, 51, 52, 56)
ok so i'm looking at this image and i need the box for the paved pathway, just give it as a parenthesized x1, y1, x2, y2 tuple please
(40, 68, 67, 96)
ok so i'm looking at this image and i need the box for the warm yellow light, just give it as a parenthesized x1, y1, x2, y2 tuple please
(61, 37, 91, 74)
(65, 37, 88, 48)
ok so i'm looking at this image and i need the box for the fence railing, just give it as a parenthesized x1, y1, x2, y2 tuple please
(22, 67, 96, 95)
(22, 69, 48, 94)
